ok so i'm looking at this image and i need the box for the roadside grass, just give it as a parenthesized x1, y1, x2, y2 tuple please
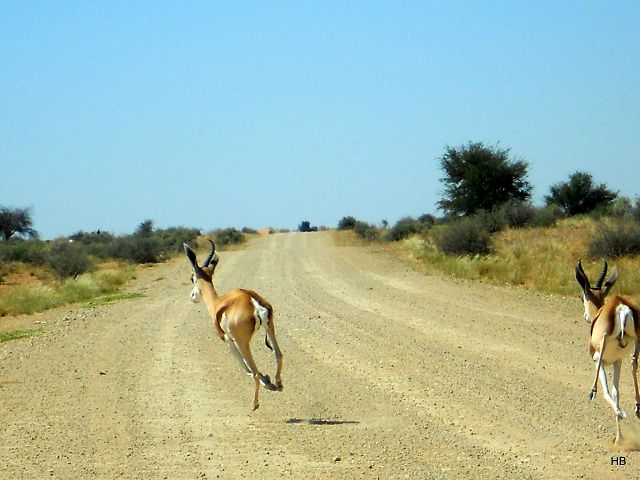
(0, 329, 40, 343)
(341, 217, 640, 298)
(85, 292, 145, 307)
(0, 264, 136, 316)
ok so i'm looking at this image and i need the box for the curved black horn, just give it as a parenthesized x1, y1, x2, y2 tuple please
(203, 239, 216, 266)
(594, 259, 608, 289)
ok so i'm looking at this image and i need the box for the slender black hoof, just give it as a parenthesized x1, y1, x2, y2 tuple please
(589, 389, 596, 401)
(276, 381, 284, 392)
(260, 375, 278, 391)
(636, 403, 640, 418)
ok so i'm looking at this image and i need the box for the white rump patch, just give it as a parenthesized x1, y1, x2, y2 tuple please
(251, 297, 269, 332)
(616, 305, 634, 341)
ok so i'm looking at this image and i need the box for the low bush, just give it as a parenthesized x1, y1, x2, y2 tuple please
(354, 221, 378, 240)
(298, 221, 318, 232)
(0, 238, 48, 265)
(154, 227, 200, 254)
(388, 217, 421, 241)
(473, 210, 506, 234)
(434, 217, 491, 256)
(106, 236, 163, 263)
(387, 215, 436, 241)
(607, 197, 634, 219)
(533, 205, 563, 227)
(213, 228, 245, 246)
(498, 200, 537, 228)
(588, 220, 640, 258)
(46, 242, 95, 277)
(337, 216, 357, 230)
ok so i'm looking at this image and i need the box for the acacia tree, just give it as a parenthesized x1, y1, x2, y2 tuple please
(545, 171, 617, 216)
(0, 206, 38, 240)
(437, 142, 532, 217)
(135, 219, 154, 237)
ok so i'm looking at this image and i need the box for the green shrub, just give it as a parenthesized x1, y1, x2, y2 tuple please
(434, 217, 491, 256)
(354, 221, 378, 240)
(608, 197, 634, 219)
(298, 221, 317, 232)
(588, 220, 640, 258)
(214, 228, 245, 246)
(388, 217, 421, 241)
(498, 200, 537, 228)
(417, 214, 436, 227)
(337, 216, 357, 230)
(154, 227, 200, 254)
(106, 236, 162, 263)
(0, 238, 48, 265)
(533, 205, 563, 227)
(46, 242, 95, 277)
(634, 197, 640, 223)
(473, 210, 506, 234)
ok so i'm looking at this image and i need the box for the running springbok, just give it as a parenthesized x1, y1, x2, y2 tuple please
(575, 259, 640, 443)
(184, 240, 283, 410)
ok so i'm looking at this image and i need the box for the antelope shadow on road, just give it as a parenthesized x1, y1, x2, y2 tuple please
(286, 418, 360, 426)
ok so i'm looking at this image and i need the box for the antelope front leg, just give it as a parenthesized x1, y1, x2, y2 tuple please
(234, 340, 276, 411)
(590, 336, 607, 400)
(633, 341, 640, 418)
(227, 340, 252, 376)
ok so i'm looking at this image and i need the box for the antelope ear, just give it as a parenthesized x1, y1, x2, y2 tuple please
(184, 243, 198, 270)
(603, 266, 618, 295)
(575, 261, 590, 294)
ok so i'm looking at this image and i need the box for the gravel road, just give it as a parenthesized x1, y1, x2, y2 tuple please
(1, 231, 638, 479)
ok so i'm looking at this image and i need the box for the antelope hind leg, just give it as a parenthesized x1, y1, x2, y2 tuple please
(633, 342, 640, 418)
(265, 324, 284, 391)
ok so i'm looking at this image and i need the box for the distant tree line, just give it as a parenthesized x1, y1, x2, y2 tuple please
(0, 208, 257, 277)
(336, 142, 639, 258)
(0, 219, 201, 278)
(5, 141, 638, 271)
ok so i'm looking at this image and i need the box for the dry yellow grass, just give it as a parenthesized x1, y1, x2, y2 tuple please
(370, 217, 640, 299)
(0, 263, 135, 317)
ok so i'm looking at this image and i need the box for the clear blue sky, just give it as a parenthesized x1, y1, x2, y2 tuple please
(2, 1, 638, 239)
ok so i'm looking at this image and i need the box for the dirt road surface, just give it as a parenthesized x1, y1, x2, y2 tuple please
(1, 232, 639, 479)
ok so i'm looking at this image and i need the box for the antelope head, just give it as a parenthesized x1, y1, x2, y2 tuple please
(574, 259, 618, 322)
(183, 239, 219, 303)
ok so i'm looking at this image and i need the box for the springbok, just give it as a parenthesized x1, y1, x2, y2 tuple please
(184, 240, 283, 410)
(575, 259, 640, 443)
